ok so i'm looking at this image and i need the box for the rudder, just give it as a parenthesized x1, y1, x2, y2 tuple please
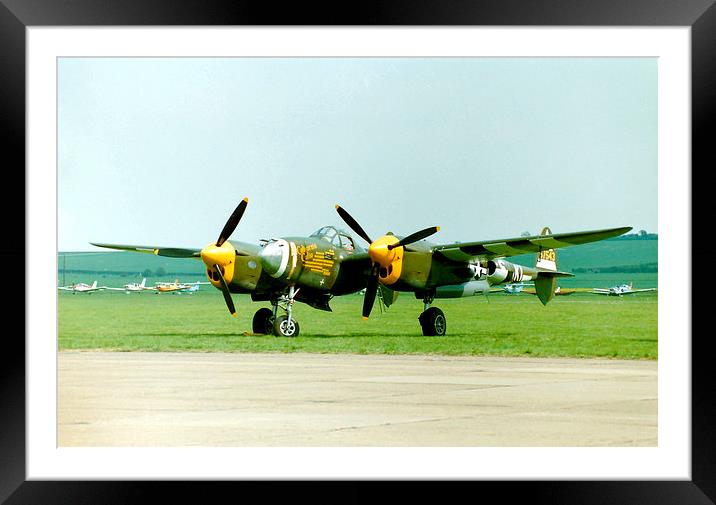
(534, 226, 573, 305)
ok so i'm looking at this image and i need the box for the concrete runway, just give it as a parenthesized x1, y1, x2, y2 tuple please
(58, 351, 657, 447)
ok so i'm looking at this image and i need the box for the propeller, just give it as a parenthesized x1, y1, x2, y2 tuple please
(335, 204, 440, 319)
(335, 204, 372, 244)
(362, 269, 379, 319)
(214, 264, 237, 317)
(387, 227, 441, 250)
(200, 197, 249, 316)
(217, 197, 249, 247)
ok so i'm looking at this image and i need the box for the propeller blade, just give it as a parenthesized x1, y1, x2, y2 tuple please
(216, 197, 249, 247)
(362, 273, 379, 319)
(214, 264, 237, 317)
(335, 205, 373, 244)
(387, 226, 440, 250)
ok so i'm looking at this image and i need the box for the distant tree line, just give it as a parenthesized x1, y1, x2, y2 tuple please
(61, 268, 202, 277)
(572, 262, 658, 273)
(608, 230, 657, 240)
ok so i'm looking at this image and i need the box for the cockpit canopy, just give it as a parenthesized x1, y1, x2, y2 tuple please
(310, 226, 358, 251)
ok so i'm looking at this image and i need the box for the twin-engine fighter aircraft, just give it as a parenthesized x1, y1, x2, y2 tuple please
(91, 199, 631, 337)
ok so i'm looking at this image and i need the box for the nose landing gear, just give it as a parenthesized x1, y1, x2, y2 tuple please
(252, 286, 301, 337)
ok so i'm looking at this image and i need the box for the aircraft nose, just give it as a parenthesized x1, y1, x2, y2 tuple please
(259, 239, 290, 278)
(201, 242, 234, 267)
(200, 241, 236, 284)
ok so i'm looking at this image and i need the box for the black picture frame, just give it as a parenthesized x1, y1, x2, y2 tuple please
(3, 1, 710, 503)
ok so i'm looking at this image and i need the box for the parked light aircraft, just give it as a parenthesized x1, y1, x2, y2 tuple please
(91, 198, 631, 337)
(58, 280, 104, 294)
(592, 282, 657, 296)
(154, 280, 207, 294)
(104, 278, 154, 293)
(523, 285, 578, 296)
(491, 283, 579, 296)
(490, 282, 532, 294)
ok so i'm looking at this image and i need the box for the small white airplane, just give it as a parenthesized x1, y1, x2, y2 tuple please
(58, 280, 105, 294)
(492, 283, 578, 296)
(491, 282, 532, 294)
(104, 278, 155, 293)
(592, 282, 657, 296)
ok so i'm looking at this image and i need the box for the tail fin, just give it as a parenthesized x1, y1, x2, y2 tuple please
(534, 226, 573, 306)
(140, 278, 146, 288)
(535, 226, 557, 271)
(91, 280, 97, 289)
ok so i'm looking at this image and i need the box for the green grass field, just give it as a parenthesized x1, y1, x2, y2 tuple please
(58, 289, 657, 359)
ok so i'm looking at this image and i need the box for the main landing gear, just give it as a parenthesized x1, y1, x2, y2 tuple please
(418, 291, 446, 336)
(252, 285, 301, 337)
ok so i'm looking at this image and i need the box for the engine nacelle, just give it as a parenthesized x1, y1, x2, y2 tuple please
(435, 280, 490, 298)
(487, 259, 533, 285)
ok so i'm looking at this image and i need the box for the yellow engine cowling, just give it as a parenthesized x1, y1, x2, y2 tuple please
(201, 241, 236, 288)
(368, 235, 404, 285)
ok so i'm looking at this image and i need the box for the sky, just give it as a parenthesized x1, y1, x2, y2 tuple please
(57, 57, 657, 251)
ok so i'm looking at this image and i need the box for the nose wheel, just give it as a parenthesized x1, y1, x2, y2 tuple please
(273, 315, 300, 337)
(254, 285, 301, 337)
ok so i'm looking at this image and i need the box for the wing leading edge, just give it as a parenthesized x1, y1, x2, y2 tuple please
(432, 226, 632, 262)
(90, 240, 261, 257)
(90, 243, 201, 258)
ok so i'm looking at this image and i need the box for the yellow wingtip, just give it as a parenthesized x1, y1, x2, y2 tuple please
(335, 204, 341, 210)
(231, 312, 237, 317)
(361, 316, 369, 321)
(436, 226, 440, 232)
(242, 197, 249, 203)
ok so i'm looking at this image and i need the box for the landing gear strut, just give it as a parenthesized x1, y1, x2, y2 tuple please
(418, 291, 446, 336)
(267, 285, 301, 337)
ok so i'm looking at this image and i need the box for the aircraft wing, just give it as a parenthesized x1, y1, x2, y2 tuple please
(592, 289, 612, 295)
(103, 287, 126, 291)
(91, 240, 261, 257)
(623, 288, 658, 294)
(431, 227, 632, 262)
(91, 243, 202, 258)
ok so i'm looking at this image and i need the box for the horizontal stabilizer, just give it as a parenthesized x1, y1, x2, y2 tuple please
(536, 269, 574, 278)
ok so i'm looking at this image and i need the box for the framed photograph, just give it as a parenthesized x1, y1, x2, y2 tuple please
(6, 1, 710, 503)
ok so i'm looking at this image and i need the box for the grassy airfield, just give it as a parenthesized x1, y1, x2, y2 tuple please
(58, 289, 657, 359)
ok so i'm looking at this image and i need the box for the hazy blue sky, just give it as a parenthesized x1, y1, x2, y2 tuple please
(58, 57, 657, 251)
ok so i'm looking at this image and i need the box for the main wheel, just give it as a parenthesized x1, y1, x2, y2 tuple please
(418, 307, 447, 336)
(273, 315, 300, 338)
(252, 307, 275, 335)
